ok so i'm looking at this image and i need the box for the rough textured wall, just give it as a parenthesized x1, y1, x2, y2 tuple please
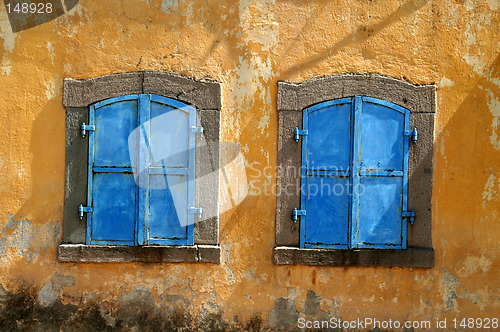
(0, 0, 498, 330)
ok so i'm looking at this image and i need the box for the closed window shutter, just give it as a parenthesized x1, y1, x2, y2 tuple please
(87, 96, 139, 245)
(302, 98, 353, 249)
(86, 94, 195, 246)
(351, 97, 409, 249)
(300, 96, 410, 250)
(142, 95, 195, 245)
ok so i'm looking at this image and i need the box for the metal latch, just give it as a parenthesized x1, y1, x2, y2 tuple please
(404, 127, 418, 142)
(81, 123, 95, 137)
(402, 210, 416, 224)
(191, 126, 204, 134)
(189, 207, 203, 219)
(78, 204, 93, 220)
(292, 208, 306, 223)
(294, 128, 308, 142)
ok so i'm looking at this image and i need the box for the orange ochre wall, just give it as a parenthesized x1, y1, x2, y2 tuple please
(0, 0, 498, 330)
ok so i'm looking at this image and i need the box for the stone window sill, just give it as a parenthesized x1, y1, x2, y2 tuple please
(273, 247, 434, 268)
(58, 244, 220, 264)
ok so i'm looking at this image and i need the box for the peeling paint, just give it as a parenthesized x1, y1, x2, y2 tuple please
(486, 0, 499, 10)
(222, 242, 236, 285)
(458, 255, 492, 277)
(483, 174, 498, 203)
(37, 273, 75, 307)
(239, 0, 278, 53)
(438, 76, 455, 87)
(487, 89, 500, 149)
(0, 217, 34, 258)
(162, 0, 178, 11)
(441, 269, 482, 312)
(0, 16, 16, 53)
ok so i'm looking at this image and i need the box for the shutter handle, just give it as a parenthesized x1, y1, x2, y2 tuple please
(292, 208, 306, 223)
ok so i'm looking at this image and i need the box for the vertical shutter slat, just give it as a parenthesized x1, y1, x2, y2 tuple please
(88, 96, 139, 245)
(302, 98, 353, 249)
(145, 96, 195, 245)
(352, 97, 408, 249)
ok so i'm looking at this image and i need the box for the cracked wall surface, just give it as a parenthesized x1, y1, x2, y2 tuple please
(0, 0, 498, 330)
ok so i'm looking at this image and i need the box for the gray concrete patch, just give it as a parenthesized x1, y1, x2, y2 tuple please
(268, 297, 299, 331)
(408, 113, 434, 248)
(58, 244, 198, 263)
(63, 72, 143, 107)
(58, 244, 221, 263)
(197, 245, 221, 263)
(278, 74, 436, 114)
(143, 71, 221, 110)
(276, 111, 302, 246)
(274, 247, 434, 267)
(63, 107, 88, 244)
(304, 290, 321, 316)
(37, 273, 75, 307)
(194, 110, 220, 245)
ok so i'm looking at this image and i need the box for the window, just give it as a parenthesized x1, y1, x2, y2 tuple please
(59, 72, 221, 263)
(86, 94, 196, 246)
(275, 74, 435, 267)
(298, 97, 412, 250)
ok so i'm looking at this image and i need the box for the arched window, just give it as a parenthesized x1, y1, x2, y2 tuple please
(60, 72, 221, 263)
(299, 97, 413, 249)
(275, 74, 435, 267)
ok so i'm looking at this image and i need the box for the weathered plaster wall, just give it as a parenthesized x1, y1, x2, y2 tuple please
(0, 0, 498, 330)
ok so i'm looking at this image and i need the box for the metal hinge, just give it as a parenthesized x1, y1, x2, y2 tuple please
(292, 208, 306, 223)
(78, 204, 93, 220)
(189, 207, 203, 219)
(402, 210, 416, 224)
(404, 127, 418, 142)
(294, 128, 308, 142)
(81, 123, 95, 137)
(191, 126, 204, 134)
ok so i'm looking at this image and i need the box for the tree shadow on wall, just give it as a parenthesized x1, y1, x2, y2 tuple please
(15, 96, 65, 228)
(278, 0, 431, 79)
(432, 54, 500, 256)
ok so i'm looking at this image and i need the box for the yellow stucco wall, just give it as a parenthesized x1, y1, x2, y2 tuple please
(0, 0, 498, 329)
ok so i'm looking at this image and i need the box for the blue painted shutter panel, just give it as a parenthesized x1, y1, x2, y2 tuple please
(351, 97, 409, 249)
(87, 96, 139, 245)
(300, 96, 410, 250)
(302, 98, 353, 249)
(86, 94, 195, 246)
(143, 96, 195, 245)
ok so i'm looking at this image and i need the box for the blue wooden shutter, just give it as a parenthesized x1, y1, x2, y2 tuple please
(86, 94, 195, 246)
(141, 95, 195, 245)
(351, 97, 409, 249)
(301, 98, 353, 249)
(87, 95, 139, 245)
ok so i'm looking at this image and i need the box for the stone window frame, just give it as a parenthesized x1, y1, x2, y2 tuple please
(274, 74, 435, 268)
(58, 72, 221, 263)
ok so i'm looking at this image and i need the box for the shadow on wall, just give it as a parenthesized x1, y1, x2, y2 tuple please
(278, 0, 430, 80)
(433, 54, 500, 261)
(15, 96, 65, 227)
(4, 0, 80, 32)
